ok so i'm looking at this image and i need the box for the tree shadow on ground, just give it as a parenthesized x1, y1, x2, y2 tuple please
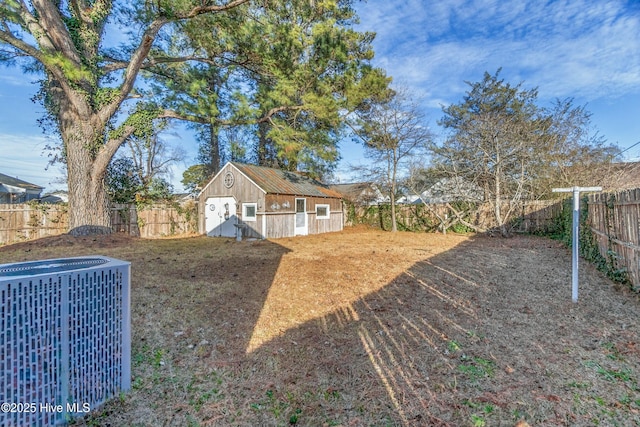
(42, 232, 640, 427)
(1, 235, 293, 427)
(244, 235, 640, 426)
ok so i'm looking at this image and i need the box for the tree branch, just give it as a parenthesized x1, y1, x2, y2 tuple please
(178, 0, 251, 19)
(159, 109, 209, 124)
(0, 29, 43, 60)
(101, 52, 260, 75)
(98, 17, 168, 124)
(94, 125, 136, 178)
(32, 0, 83, 64)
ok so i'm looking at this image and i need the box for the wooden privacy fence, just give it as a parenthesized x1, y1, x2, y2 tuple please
(588, 189, 640, 290)
(0, 202, 198, 245)
(110, 203, 198, 238)
(348, 199, 561, 234)
(0, 203, 68, 244)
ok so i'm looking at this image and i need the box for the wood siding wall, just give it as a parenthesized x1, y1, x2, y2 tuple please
(264, 195, 343, 238)
(198, 163, 266, 235)
(588, 189, 640, 288)
(198, 163, 343, 238)
(307, 211, 344, 235)
(264, 213, 295, 239)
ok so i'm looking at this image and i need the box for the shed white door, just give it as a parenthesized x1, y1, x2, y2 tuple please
(205, 197, 237, 237)
(295, 198, 308, 235)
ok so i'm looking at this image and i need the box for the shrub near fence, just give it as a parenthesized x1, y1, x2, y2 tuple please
(347, 199, 560, 234)
(0, 202, 197, 245)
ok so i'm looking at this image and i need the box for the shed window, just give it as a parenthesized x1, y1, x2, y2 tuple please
(243, 203, 257, 221)
(316, 204, 330, 219)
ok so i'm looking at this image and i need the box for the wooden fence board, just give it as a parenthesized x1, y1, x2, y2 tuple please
(588, 189, 640, 289)
(3, 193, 638, 291)
(0, 202, 197, 246)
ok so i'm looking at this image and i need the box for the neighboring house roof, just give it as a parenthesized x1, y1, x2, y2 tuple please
(331, 182, 389, 205)
(40, 190, 68, 203)
(230, 162, 343, 198)
(174, 192, 197, 205)
(397, 194, 422, 204)
(0, 172, 44, 193)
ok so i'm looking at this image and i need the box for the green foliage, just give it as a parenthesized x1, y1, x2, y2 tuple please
(145, 0, 390, 177)
(106, 157, 143, 203)
(94, 88, 121, 111)
(241, 0, 390, 175)
(181, 164, 210, 194)
(0, 0, 390, 229)
(106, 157, 174, 204)
(447, 340, 462, 353)
(143, 178, 174, 202)
(470, 414, 486, 427)
(458, 356, 496, 381)
(551, 196, 629, 284)
(41, 52, 93, 84)
(110, 104, 161, 142)
(349, 202, 477, 233)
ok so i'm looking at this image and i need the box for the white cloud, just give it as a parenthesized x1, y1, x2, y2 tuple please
(356, 0, 640, 107)
(1, 133, 67, 192)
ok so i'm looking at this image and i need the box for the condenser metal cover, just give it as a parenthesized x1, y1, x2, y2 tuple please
(0, 256, 131, 426)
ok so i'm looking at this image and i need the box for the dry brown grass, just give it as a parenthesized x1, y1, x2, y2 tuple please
(2, 227, 639, 426)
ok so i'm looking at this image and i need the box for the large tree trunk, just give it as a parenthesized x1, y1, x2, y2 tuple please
(67, 163, 112, 236)
(65, 142, 113, 235)
(61, 106, 114, 235)
(1, 0, 251, 236)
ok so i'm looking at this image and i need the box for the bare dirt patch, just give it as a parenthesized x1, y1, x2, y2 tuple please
(2, 228, 639, 426)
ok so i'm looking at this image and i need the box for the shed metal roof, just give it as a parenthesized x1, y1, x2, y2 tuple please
(231, 162, 342, 198)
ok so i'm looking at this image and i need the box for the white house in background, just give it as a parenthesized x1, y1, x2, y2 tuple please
(399, 177, 484, 204)
(0, 172, 43, 203)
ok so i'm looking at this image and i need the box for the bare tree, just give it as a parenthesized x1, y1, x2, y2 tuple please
(432, 70, 551, 236)
(405, 163, 486, 234)
(432, 71, 621, 236)
(354, 90, 432, 232)
(126, 131, 185, 195)
(537, 98, 621, 195)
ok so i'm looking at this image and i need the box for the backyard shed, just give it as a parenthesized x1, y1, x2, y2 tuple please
(198, 162, 344, 239)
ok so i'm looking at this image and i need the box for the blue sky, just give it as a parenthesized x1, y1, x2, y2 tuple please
(339, 0, 640, 169)
(1, 0, 640, 192)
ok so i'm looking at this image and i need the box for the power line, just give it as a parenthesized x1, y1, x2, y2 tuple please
(620, 140, 640, 155)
